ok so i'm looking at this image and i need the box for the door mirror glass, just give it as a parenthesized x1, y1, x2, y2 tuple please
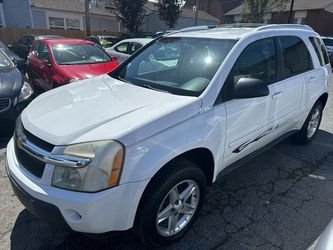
(234, 78, 269, 99)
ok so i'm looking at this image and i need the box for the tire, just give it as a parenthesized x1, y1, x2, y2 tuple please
(293, 101, 323, 145)
(134, 158, 207, 248)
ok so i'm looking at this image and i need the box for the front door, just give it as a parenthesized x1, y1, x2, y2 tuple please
(221, 38, 278, 167)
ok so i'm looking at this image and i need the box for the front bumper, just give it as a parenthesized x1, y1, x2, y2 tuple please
(6, 138, 149, 234)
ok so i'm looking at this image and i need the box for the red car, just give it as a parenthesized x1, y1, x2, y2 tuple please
(27, 38, 119, 90)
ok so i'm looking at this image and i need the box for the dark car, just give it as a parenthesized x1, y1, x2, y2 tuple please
(86, 35, 120, 49)
(322, 37, 333, 66)
(0, 41, 26, 73)
(119, 31, 160, 40)
(9, 34, 62, 60)
(0, 49, 33, 128)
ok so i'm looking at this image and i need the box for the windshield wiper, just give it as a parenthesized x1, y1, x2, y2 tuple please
(143, 84, 170, 94)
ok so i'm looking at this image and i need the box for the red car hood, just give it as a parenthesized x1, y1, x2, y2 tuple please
(58, 61, 119, 80)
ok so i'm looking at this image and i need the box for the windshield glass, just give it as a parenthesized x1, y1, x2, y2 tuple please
(51, 43, 111, 65)
(323, 39, 333, 47)
(100, 37, 119, 48)
(0, 50, 13, 69)
(110, 37, 236, 96)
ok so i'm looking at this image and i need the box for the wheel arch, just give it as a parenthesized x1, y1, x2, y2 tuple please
(134, 147, 215, 223)
(318, 92, 328, 107)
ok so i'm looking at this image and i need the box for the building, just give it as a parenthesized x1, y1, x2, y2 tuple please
(225, 0, 333, 36)
(143, 1, 219, 32)
(0, 0, 219, 33)
(185, 0, 242, 22)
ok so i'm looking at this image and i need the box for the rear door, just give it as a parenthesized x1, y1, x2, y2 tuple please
(272, 36, 314, 135)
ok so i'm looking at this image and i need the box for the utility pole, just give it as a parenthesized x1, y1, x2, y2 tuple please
(288, 0, 295, 24)
(194, 0, 199, 26)
(85, 0, 91, 36)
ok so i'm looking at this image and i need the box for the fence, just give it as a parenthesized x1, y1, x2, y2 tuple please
(0, 27, 122, 45)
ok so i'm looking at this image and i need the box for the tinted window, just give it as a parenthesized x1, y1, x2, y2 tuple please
(310, 37, 330, 66)
(323, 38, 333, 47)
(115, 42, 129, 53)
(223, 38, 276, 101)
(279, 36, 312, 78)
(20, 36, 33, 46)
(130, 42, 142, 54)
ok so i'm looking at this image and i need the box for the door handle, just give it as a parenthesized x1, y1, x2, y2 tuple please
(272, 91, 282, 99)
(309, 76, 316, 82)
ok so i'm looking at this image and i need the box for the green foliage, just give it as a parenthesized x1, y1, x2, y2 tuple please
(158, 0, 182, 29)
(242, 0, 290, 23)
(113, 0, 148, 32)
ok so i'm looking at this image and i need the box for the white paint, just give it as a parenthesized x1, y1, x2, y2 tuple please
(6, 25, 331, 234)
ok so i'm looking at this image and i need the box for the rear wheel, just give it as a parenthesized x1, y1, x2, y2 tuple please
(134, 159, 207, 247)
(293, 101, 323, 145)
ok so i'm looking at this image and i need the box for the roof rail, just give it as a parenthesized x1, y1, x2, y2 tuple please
(216, 23, 264, 28)
(255, 24, 314, 32)
(179, 25, 217, 32)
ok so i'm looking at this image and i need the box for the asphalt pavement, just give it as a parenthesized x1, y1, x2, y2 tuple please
(2, 86, 333, 250)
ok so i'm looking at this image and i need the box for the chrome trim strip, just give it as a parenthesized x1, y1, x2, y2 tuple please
(16, 134, 91, 169)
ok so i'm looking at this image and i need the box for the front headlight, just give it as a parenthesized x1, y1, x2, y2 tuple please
(18, 81, 33, 102)
(52, 140, 124, 192)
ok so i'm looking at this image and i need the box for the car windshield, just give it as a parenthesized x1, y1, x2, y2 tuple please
(51, 43, 111, 65)
(110, 37, 236, 96)
(100, 37, 119, 48)
(323, 38, 333, 47)
(0, 50, 13, 69)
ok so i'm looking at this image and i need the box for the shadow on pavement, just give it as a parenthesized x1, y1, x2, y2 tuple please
(9, 130, 333, 250)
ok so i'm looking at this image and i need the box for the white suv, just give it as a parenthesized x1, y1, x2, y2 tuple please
(6, 24, 331, 247)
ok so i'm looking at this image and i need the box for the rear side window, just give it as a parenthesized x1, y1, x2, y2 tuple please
(279, 36, 313, 78)
(310, 37, 330, 66)
(115, 42, 129, 53)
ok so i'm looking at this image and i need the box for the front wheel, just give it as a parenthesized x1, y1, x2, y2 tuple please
(293, 101, 323, 145)
(134, 159, 207, 247)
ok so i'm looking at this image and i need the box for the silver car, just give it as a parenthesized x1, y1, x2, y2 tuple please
(105, 38, 152, 63)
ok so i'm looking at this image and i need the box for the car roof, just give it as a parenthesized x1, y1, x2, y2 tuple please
(39, 38, 95, 45)
(167, 24, 318, 40)
(118, 38, 153, 44)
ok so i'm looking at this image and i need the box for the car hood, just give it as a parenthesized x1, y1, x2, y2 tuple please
(21, 74, 201, 146)
(58, 61, 119, 80)
(0, 67, 22, 98)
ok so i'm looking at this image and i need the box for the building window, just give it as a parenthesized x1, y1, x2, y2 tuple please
(293, 11, 307, 25)
(0, 3, 5, 27)
(49, 17, 81, 30)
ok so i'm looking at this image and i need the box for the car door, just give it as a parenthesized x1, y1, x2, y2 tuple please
(221, 38, 278, 167)
(29, 42, 52, 90)
(272, 36, 313, 136)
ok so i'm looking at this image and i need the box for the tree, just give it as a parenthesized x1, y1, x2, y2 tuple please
(158, 0, 182, 29)
(242, 0, 290, 23)
(113, 0, 147, 32)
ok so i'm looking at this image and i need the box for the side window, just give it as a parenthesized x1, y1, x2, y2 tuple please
(309, 37, 329, 66)
(31, 42, 40, 57)
(37, 43, 50, 61)
(129, 42, 142, 55)
(223, 38, 277, 101)
(115, 42, 129, 53)
(279, 36, 313, 78)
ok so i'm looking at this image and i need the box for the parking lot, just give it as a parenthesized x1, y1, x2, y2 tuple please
(0, 84, 333, 250)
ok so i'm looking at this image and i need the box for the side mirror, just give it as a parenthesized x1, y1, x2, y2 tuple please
(234, 78, 269, 99)
(41, 60, 51, 68)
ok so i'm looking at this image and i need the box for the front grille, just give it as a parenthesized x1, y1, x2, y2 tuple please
(0, 98, 10, 112)
(15, 125, 55, 178)
(14, 142, 45, 178)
